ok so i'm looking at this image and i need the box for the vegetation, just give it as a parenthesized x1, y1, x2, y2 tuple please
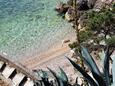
(34, 46, 115, 86)
(67, 1, 115, 85)
(55, 1, 115, 48)
(69, 3, 115, 50)
(105, 36, 115, 46)
(69, 42, 78, 49)
(44, 1, 115, 86)
(79, 30, 93, 43)
(86, 7, 114, 33)
(68, 46, 113, 86)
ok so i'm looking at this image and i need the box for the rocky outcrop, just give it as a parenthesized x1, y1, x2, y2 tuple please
(65, 7, 74, 21)
(93, 0, 115, 11)
(77, 0, 89, 10)
(87, 0, 97, 8)
(55, 2, 69, 14)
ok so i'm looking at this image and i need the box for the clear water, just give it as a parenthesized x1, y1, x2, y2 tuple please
(0, 0, 74, 60)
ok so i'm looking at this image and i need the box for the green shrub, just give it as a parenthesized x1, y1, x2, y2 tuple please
(94, 37, 104, 44)
(68, 42, 78, 49)
(86, 8, 114, 31)
(111, 2, 115, 12)
(105, 36, 115, 46)
(79, 30, 93, 42)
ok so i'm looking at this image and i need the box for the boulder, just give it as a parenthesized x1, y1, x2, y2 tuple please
(93, 0, 105, 11)
(87, 0, 97, 8)
(98, 33, 105, 37)
(62, 39, 70, 43)
(77, 0, 89, 10)
(65, 12, 74, 21)
(99, 40, 106, 45)
(67, 0, 73, 6)
(88, 39, 94, 44)
(106, 35, 111, 39)
(78, 24, 82, 30)
(55, 2, 69, 14)
(65, 7, 74, 21)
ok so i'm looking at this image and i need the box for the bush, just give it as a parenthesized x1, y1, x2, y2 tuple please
(68, 42, 78, 49)
(105, 36, 115, 46)
(79, 30, 93, 42)
(94, 37, 104, 44)
(86, 8, 114, 31)
(111, 2, 115, 12)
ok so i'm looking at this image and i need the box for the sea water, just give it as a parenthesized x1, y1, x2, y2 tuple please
(0, 0, 75, 60)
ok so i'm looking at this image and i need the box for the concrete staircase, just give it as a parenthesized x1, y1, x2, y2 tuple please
(0, 52, 41, 86)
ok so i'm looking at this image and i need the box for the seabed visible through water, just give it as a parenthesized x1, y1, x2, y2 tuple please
(0, 0, 75, 60)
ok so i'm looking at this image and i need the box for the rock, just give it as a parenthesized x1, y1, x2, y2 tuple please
(67, 0, 73, 6)
(70, 22, 74, 27)
(61, 39, 70, 46)
(93, 0, 105, 11)
(79, 27, 86, 32)
(70, 49, 75, 55)
(88, 39, 94, 44)
(78, 24, 82, 30)
(77, 0, 89, 10)
(106, 35, 111, 39)
(65, 12, 74, 21)
(93, 43, 98, 45)
(55, 2, 69, 14)
(98, 33, 105, 37)
(93, 8, 101, 12)
(65, 7, 74, 21)
(110, 7, 113, 11)
(78, 13, 87, 27)
(99, 40, 106, 45)
(87, 0, 97, 8)
(104, 0, 114, 4)
(62, 39, 70, 43)
(101, 0, 106, 2)
(3, 52, 7, 56)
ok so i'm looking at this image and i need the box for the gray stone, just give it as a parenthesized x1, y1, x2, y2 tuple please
(106, 35, 111, 39)
(99, 40, 106, 45)
(98, 33, 105, 37)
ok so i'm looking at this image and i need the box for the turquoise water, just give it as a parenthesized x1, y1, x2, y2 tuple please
(0, 0, 74, 60)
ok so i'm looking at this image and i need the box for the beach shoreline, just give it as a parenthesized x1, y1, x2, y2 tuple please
(21, 34, 76, 68)
(20, 36, 77, 82)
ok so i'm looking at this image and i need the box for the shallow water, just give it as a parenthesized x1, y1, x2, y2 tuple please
(0, 0, 75, 60)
